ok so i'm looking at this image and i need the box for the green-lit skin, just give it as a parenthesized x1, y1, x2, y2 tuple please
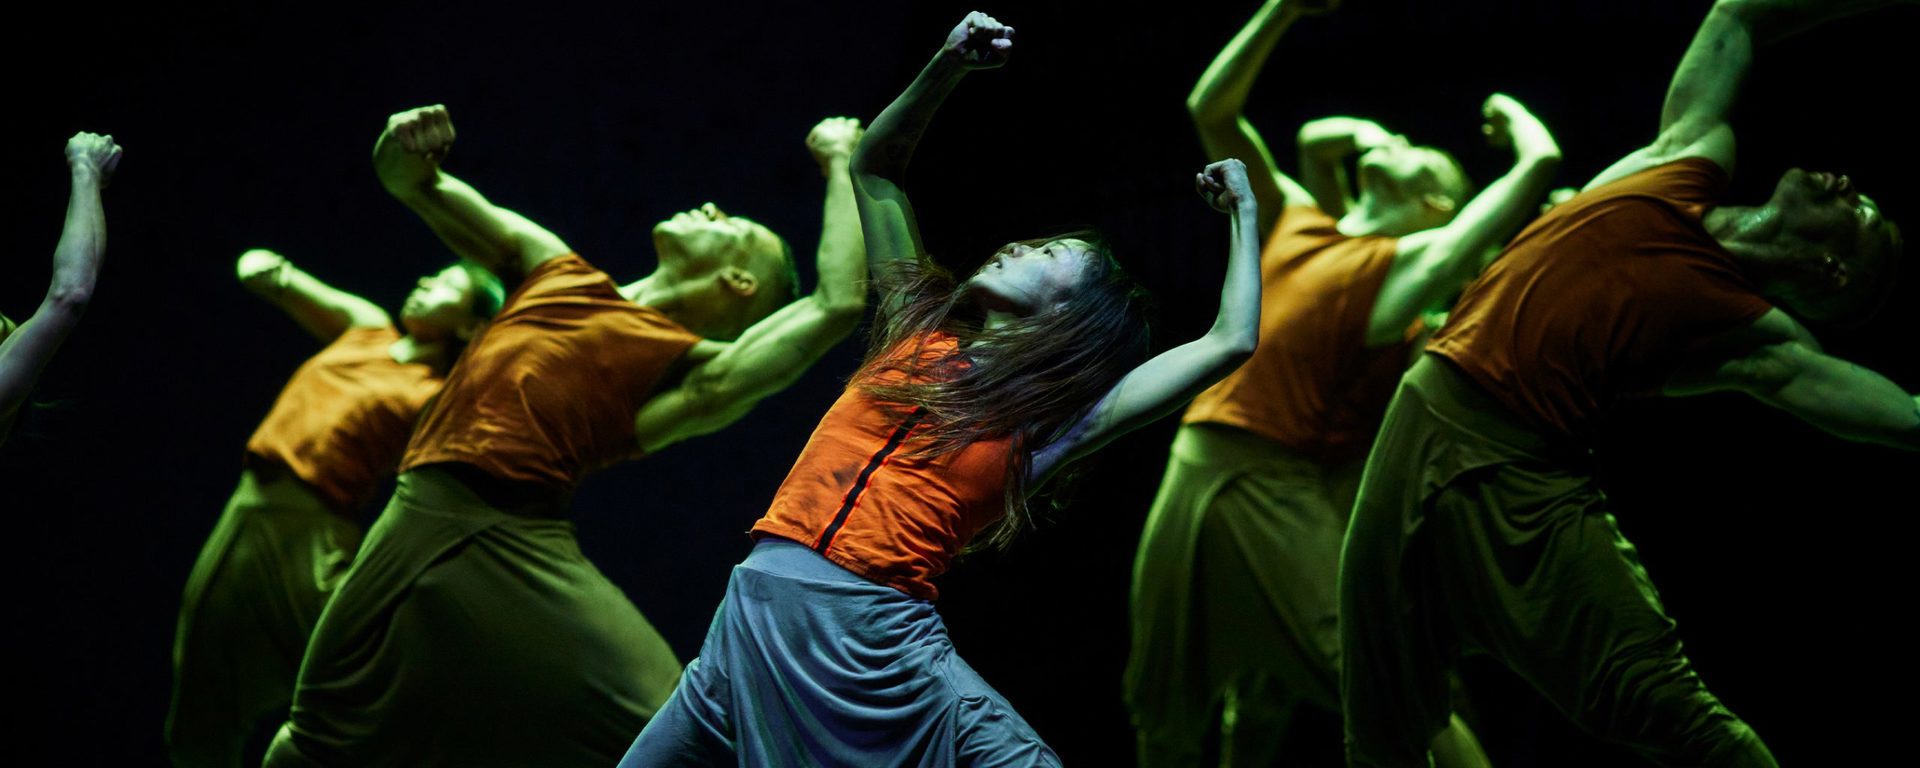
(0, 132, 120, 445)
(164, 249, 495, 768)
(261, 105, 871, 766)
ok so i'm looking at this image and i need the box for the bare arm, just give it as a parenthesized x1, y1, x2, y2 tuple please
(852, 11, 1014, 318)
(1586, 0, 1899, 189)
(1295, 116, 1393, 218)
(1667, 308, 1919, 450)
(1029, 160, 1263, 485)
(1377, 95, 1561, 347)
(1188, 0, 1329, 232)
(374, 105, 570, 283)
(235, 249, 392, 343)
(633, 118, 869, 453)
(0, 133, 121, 421)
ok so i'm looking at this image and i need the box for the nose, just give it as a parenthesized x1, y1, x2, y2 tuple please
(702, 202, 726, 220)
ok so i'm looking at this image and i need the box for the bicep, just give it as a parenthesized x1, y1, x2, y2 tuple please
(1028, 337, 1248, 486)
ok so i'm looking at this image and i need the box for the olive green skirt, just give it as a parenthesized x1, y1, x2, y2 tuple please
(265, 466, 681, 767)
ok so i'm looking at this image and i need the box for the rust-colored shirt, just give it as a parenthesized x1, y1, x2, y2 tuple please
(246, 326, 441, 511)
(1183, 206, 1414, 462)
(401, 254, 702, 487)
(752, 333, 1013, 601)
(1430, 158, 1774, 439)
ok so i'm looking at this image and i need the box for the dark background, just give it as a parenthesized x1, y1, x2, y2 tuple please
(4, 0, 1914, 764)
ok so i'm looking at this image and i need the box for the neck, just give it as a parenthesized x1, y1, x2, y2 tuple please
(1338, 194, 1424, 238)
(1703, 204, 1797, 297)
(391, 334, 454, 373)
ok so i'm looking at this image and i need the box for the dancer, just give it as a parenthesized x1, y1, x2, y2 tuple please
(165, 247, 501, 767)
(620, 12, 1262, 766)
(1340, 1, 1910, 766)
(263, 110, 868, 767)
(1126, 2, 1560, 765)
(1, 132, 121, 445)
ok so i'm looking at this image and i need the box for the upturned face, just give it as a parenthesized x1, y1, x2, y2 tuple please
(1357, 135, 1463, 209)
(652, 202, 779, 275)
(965, 238, 1099, 315)
(401, 264, 480, 339)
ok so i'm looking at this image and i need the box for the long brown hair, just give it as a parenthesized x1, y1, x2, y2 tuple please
(855, 234, 1151, 550)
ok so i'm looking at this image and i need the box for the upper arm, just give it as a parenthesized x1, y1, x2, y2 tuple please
(1376, 154, 1562, 347)
(632, 295, 862, 453)
(850, 170, 928, 316)
(1668, 308, 1920, 449)
(1588, 6, 1752, 189)
(1190, 111, 1310, 235)
(1027, 334, 1255, 487)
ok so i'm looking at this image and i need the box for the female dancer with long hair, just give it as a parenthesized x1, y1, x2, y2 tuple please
(165, 247, 502, 768)
(1, 132, 120, 445)
(621, 11, 1262, 765)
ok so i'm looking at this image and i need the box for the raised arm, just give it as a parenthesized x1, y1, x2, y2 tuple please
(0, 133, 121, 422)
(235, 249, 392, 343)
(1374, 94, 1561, 346)
(374, 105, 570, 283)
(1188, 0, 1333, 233)
(1295, 116, 1394, 219)
(632, 117, 869, 453)
(1586, 0, 1900, 188)
(1667, 308, 1919, 450)
(852, 10, 1013, 310)
(1029, 160, 1263, 485)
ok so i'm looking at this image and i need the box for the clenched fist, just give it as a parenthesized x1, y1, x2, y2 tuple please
(66, 132, 124, 184)
(386, 105, 457, 163)
(807, 117, 864, 175)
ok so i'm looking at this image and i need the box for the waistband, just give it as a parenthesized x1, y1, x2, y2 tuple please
(743, 537, 868, 584)
(397, 464, 573, 520)
(1406, 353, 1592, 466)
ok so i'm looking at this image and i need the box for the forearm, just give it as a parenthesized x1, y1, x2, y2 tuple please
(1187, 0, 1301, 126)
(853, 52, 968, 182)
(1296, 117, 1387, 161)
(49, 167, 107, 310)
(1712, 0, 1900, 45)
(1769, 360, 1920, 450)
(812, 155, 868, 316)
(1208, 202, 1264, 354)
(250, 264, 377, 341)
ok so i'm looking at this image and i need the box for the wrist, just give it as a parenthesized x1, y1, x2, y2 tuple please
(67, 164, 103, 184)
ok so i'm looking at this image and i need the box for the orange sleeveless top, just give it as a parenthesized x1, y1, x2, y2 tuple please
(246, 326, 441, 510)
(752, 333, 1014, 601)
(1430, 158, 1774, 439)
(401, 254, 702, 487)
(1182, 206, 1414, 462)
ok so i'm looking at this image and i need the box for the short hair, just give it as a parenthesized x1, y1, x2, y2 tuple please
(1427, 148, 1474, 208)
(1832, 217, 1904, 326)
(741, 226, 800, 325)
(458, 261, 507, 319)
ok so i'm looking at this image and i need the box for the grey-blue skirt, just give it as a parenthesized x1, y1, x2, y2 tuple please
(619, 537, 1060, 767)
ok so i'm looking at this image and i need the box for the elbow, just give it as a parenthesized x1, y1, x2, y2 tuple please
(821, 297, 867, 336)
(1187, 99, 1235, 134)
(47, 282, 94, 314)
(1215, 329, 1258, 369)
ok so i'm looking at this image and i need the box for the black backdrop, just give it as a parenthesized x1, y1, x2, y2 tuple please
(4, 1, 1915, 764)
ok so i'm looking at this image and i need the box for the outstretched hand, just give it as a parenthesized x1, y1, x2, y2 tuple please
(807, 117, 864, 175)
(1196, 158, 1255, 213)
(236, 248, 290, 294)
(386, 105, 457, 163)
(944, 11, 1014, 69)
(65, 132, 123, 185)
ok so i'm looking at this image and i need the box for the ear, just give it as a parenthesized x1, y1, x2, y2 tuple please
(718, 265, 760, 297)
(1422, 192, 1458, 214)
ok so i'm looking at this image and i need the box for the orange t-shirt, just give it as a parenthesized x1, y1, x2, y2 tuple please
(401, 254, 702, 487)
(751, 333, 1013, 601)
(246, 326, 441, 511)
(1430, 158, 1774, 439)
(1182, 206, 1414, 462)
